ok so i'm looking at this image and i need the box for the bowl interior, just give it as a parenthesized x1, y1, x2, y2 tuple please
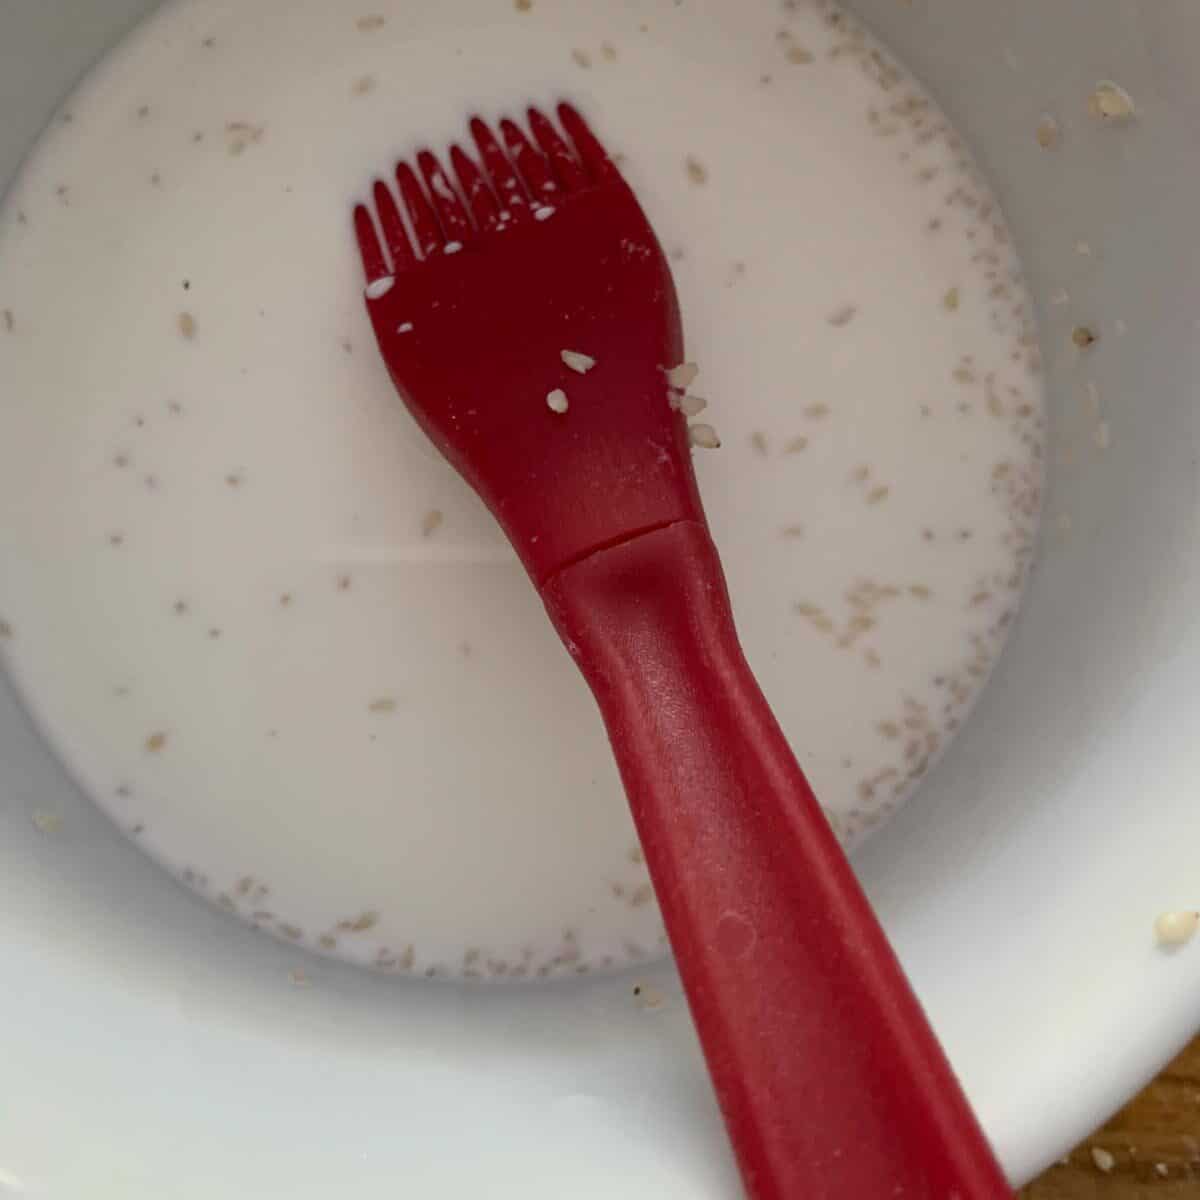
(3, 2, 1200, 1195)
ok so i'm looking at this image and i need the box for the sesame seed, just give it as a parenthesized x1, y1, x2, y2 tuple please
(673, 393, 707, 417)
(1090, 1147, 1115, 1173)
(546, 388, 569, 414)
(338, 910, 380, 933)
(560, 349, 596, 374)
(1154, 910, 1199, 946)
(533, 205, 556, 221)
(665, 362, 699, 389)
(1035, 115, 1060, 149)
(365, 276, 395, 300)
(685, 155, 708, 185)
(443, 241, 463, 254)
(1087, 81, 1135, 122)
(689, 423, 721, 449)
(32, 810, 62, 834)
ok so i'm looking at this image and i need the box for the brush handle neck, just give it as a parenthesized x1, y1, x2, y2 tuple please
(541, 520, 1011, 1200)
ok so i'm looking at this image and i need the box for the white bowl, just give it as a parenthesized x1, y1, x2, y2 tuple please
(3, 2, 1199, 1195)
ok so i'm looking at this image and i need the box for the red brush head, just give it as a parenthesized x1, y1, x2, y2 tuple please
(355, 105, 706, 585)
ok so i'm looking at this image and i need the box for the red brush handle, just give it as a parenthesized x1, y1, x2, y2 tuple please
(542, 520, 1012, 1200)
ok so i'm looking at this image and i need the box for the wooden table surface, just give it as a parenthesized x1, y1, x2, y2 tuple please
(1020, 1036, 1200, 1197)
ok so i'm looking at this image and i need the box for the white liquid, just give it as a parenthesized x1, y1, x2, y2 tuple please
(0, 0, 1044, 979)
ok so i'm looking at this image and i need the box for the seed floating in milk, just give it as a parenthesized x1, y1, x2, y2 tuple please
(1087, 81, 1136, 122)
(1035, 115, 1060, 150)
(31, 809, 63, 834)
(685, 156, 708, 185)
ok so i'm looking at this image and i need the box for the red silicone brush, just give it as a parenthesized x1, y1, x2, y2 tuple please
(353, 102, 1012, 1200)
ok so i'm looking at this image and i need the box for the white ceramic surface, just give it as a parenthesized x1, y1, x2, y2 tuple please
(2, 2, 1199, 1196)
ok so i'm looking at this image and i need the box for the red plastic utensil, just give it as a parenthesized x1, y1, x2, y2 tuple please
(353, 102, 1013, 1200)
